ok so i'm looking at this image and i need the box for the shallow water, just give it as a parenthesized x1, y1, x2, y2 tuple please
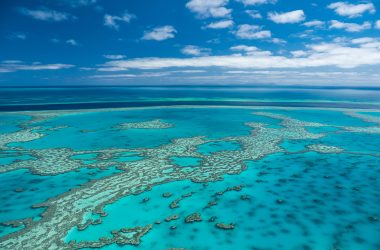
(0, 103, 379, 249)
(66, 152, 380, 250)
(0, 167, 121, 230)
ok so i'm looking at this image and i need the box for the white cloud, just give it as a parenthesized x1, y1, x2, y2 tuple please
(79, 67, 96, 71)
(328, 2, 376, 18)
(376, 20, 380, 29)
(89, 69, 380, 85)
(98, 39, 380, 71)
(142, 26, 177, 41)
(237, 0, 277, 5)
(66, 39, 79, 46)
(0, 60, 74, 73)
(207, 38, 221, 44)
(186, 0, 231, 19)
(172, 70, 206, 73)
(181, 45, 211, 56)
(245, 10, 262, 19)
(104, 11, 135, 30)
(206, 20, 234, 29)
(268, 10, 305, 24)
(271, 38, 286, 44)
(103, 54, 126, 60)
(230, 45, 259, 52)
(329, 20, 371, 32)
(351, 37, 375, 44)
(230, 45, 272, 56)
(350, 37, 380, 49)
(19, 7, 73, 21)
(332, 37, 350, 43)
(291, 50, 308, 57)
(303, 20, 325, 28)
(90, 72, 172, 79)
(235, 24, 271, 39)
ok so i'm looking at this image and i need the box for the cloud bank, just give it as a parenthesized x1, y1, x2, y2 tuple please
(99, 39, 380, 71)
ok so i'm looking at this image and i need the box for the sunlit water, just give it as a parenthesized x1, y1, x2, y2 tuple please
(0, 87, 379, 249)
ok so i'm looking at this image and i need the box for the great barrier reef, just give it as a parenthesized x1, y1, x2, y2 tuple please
(0, 86, 380, 249)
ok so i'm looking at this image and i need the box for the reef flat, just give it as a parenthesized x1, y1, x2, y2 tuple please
(116, 119, 174, 130)
(0, 106, 380, 249)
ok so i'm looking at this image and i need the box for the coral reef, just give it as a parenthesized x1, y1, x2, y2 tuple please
(116, 119, 174, 130)
(184, 213, 202, 223)
(69, 224, 152, 248)
(215, 223, 235, 230)
(307, 144, 344, 154)
(2, 109, 377, 249)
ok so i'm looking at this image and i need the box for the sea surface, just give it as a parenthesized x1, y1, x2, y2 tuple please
(0, 86, 379, 249)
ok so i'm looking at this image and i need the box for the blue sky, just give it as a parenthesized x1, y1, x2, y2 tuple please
(1, 0, 380, 86)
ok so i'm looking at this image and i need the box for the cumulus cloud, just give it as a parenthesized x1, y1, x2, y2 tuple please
(181, 45, 211, 56)
(271, 38, 286, 44)
(230, 45, 259, 52)
(104, 11, 135, 30)
(268, 10, 305, 24)
(18, 7, 73, 21)
(103, 55, 126, 60)
(237, 0, 277, 5)
(328, 2, 376, 18)
(329, 20, 371, 32)
(245, 10, 262, 19)
(350, 37, 380, 49)
(142, 26, 177, 41)
(351, 37, 375, 44)
(206, 20, 234, 29)
(235, 24, 271, 39)
(303, 20, 325, 28)
(98, 39, 380, 71)
(0, 60, 74, 73)
(230, 45, 272, 56)
(186, 0, 231, 19)
(291, 50, 308, 57)
(376, 20, 380, 29)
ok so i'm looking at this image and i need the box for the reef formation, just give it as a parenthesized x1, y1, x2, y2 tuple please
(0, 108, 379, 249)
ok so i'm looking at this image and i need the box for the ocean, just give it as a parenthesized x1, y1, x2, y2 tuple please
(0, 86, 379, 249)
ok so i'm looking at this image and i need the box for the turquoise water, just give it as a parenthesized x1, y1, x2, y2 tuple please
(268, 109, 377, 127)
(114, 152, 144, 162)
(171, 156, 202, 167)
(65, 151, 380, 249)
(15, 108, 279, 150)
(71, 153, 99, 165)
(0, 167, 121, 237)
(0, 114, 30, 134)
(0, 104, 379, 249)
(197, 141, 241, 155)
(0, 151, 35, 165)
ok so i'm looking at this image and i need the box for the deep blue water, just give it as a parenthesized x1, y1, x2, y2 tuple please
(1, 86, 380, 111)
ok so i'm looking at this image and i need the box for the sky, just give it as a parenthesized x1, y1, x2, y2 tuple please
(1, 0, 380, 86)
